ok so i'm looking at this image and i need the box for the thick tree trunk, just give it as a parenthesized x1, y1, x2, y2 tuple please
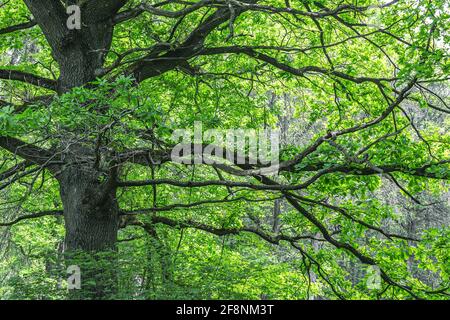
(59, 164, 119, 299)
(22, 0, 128, 300)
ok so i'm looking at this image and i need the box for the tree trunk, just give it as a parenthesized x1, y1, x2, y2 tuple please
(59, 163, 119, 299)
(21, 0, 129, 300)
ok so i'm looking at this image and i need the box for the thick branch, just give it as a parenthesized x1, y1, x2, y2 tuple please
(22, 0, 69, 61)
(130, 2, 254, 82)
(0, 136, 57, 166)
(0, 69, 57, 91)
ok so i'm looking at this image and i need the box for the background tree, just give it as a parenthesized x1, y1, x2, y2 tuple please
(0, 0, 449, 299)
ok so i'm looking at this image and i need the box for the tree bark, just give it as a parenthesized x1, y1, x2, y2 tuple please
(22, 0, 125, 298)
(58, 158, 119, 299)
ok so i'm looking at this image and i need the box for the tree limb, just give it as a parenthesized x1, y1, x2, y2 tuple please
(0, 69, 57, 91)
(0, 210, 62, 227)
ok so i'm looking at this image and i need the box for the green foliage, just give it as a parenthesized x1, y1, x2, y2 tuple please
(0, 0, 449, 300)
